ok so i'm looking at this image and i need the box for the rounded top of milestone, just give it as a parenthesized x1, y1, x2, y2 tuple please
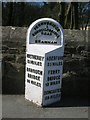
(27, 18, 64, 45)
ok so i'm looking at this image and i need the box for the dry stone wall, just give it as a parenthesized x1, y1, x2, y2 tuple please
(2, 26, 89, 97)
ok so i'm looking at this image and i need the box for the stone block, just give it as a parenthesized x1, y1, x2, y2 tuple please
(10, 27, 27, 39)
(2, 26, 11, 39)
(2, 45, 9, 53)
(3, 54, 16, 62)
(8, 48, 19, 54)
(16, 55, 25, 64)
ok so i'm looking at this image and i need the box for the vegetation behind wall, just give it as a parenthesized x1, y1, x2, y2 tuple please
(2, 2, 90, 30)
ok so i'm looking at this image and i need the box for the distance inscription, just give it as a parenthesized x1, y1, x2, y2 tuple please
(45, 80, 60, 87)
(27, 54, 44, 66)
(44, 88, 61, 95)
(45, 93, 61, 100)
(27, 79, 41, 87)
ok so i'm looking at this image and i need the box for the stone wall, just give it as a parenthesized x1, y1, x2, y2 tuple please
(2, 26, 89, 97)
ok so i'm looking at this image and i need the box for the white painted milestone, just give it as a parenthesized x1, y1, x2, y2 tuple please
(25, 18, 64, 106)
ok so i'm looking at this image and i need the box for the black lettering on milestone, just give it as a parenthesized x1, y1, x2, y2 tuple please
(44, 88, 61, 95)
(31, 80, 41, 87)
(41, 22, 43, 25)
(27, 79, 30, 83)
(27, 68, 42, 75)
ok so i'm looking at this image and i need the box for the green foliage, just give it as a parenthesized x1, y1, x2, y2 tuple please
(2, 2, 89, 29)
